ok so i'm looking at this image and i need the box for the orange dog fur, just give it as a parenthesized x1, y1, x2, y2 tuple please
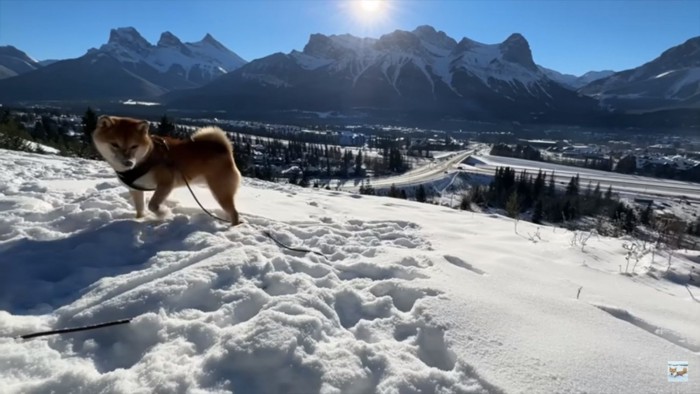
(92, 115, 241, 225)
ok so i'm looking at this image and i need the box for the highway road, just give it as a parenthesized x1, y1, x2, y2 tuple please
(337, 150, 473, 191)
(462, 155, 700, 203)
(337, 150, 700, 205)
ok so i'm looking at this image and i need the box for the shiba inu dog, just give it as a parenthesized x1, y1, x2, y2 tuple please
(92, 115, 241, 225)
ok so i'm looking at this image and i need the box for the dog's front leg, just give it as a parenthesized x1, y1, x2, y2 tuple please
(148, 184, 173, 218)
(130, 189, 145, 218)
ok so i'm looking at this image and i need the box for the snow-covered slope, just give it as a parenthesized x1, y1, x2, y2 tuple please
(0, 149, 698, 393)
(0, 46, 41, 79)
(581, 36, 700, 111)
(538, 66, 614, 89)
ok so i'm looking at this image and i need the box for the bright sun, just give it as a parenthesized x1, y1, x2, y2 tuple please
(360, 0, 381, 13)
(346, 0, 392, 29)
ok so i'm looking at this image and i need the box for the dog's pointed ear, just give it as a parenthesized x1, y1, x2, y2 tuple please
(137, 120, 150, 134)
(97, 115, 113, 130)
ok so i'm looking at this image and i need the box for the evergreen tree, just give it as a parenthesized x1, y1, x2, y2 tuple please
(298, 175, 310, 188)
(399, 189, 408, 199)
(388, 183, 401, 198)
(157, 115, 175, 136)
(593, 182, 602, 201)
(615, 155, 637, 174)
(533, 170, 545, 199)
(547, 171, 556, 197)
(532, 200, 544, 224)
(506, 191, 520, 219)
(416, 184, 427, 203)
(640, 203, 653, 225)
(565, 175, 580, 196)
(355, 150, 363, 175)
(288, 171, 299, 185)
(362, 179, 375, 195)
(342, 150, 351, 177)
(469, 185, 486, 205)
(605, 185, 613, 201)
(32, 120, 48, 141)
(76, 107, 100, 158)
(611, 202, 637, 233)
(0, 114, 33, 151)
(81, 107, 98, 140)
(562, 198, 579, 221)
(459, 194, 471, 210)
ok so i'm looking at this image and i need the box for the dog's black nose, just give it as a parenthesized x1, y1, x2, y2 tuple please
(123, 160, 134, 168)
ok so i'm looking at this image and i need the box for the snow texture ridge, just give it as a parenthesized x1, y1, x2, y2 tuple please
(0, 149, 699, 393)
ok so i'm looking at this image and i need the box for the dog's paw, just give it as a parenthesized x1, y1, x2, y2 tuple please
(135, 211, 145, 219)
(148, 205, 171, 218)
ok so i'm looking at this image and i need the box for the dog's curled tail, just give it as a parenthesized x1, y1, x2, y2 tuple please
(192, 126, 233, 154)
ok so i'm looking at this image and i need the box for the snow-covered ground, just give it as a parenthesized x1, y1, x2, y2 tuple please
(0, 149, 698, 393)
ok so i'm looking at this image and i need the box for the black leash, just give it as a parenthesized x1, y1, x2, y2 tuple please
(261, 230, 325, 257)
(149, 135, 323, 257)
(20, 318, 131, 340)
(180, 171, 325, 258)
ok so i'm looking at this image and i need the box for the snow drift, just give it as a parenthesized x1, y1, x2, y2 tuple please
(0, 149, 698, 393)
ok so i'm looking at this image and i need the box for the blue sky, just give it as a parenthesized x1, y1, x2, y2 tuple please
(0, 0, 698, 76)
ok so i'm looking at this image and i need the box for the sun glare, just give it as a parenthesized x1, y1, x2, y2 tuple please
(354, 0, 386, 21)
(360, 0, 381, 13)
(342, 0, 395, 33)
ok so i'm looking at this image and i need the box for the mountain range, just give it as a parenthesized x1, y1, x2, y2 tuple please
(0, 27, 246, 101)
(581, 36, 700, 112)
(0, 26, 698, 127)
(165, 26, 600, 123)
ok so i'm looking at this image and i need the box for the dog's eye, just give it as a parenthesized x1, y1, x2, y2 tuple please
(129, 145, 138, 151)
(110, 143, 119, 149)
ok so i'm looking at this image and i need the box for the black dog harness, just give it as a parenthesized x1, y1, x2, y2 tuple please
(115, 136, 170, 191)
(116, 164, 156, 191)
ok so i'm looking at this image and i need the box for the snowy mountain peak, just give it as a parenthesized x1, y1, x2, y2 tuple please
(376, 29, 424, 52)
(157, 31, 184, 48)
(93, 27, 247, 86)
(453, 37, 482, 54)
(503, 32, 528, 45)
(200, 33, 228, 51)
(500, 33, 537, 71)
(302, 33, 339, 57)
(107, 27, 152, 52)
(412, 25, 457, 50)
